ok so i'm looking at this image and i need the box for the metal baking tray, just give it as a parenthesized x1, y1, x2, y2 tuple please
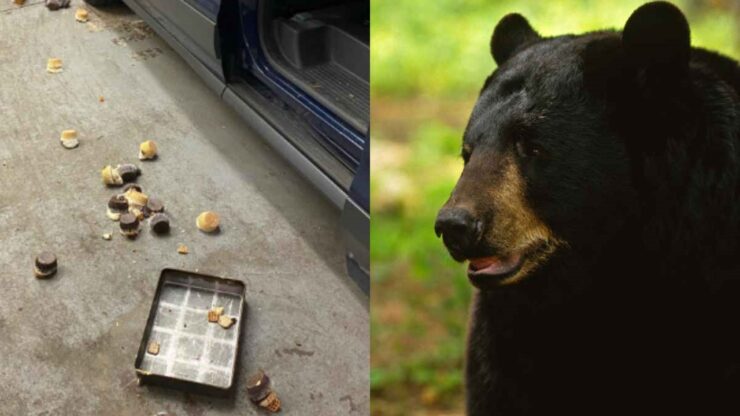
(134, 268, 246, 396)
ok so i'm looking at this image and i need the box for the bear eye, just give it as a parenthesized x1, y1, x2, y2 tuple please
(515, 140, 541, 159)
(461, 144, 472, 164)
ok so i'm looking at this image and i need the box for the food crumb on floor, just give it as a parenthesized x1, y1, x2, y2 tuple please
(46, 57, 63, 73)
(177, 243, 188, 254)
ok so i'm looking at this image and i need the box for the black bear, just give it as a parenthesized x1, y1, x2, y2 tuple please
(434, 2, 739, 414)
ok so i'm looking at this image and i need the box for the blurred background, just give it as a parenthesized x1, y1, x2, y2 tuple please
(369, 0, 739, 415)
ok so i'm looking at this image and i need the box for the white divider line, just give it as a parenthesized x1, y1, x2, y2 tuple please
(160, 300, 211, 314)
(197, 281, 220, 383)
(164, 281, 238, 296)
(164, 276, 192, 377)
(147, 354, 232, 374)
(151, 325, 238, 347)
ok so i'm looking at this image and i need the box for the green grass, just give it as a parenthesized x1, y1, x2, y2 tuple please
(370, 1, 738, 414)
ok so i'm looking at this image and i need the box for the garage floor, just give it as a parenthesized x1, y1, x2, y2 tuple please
(0, 1, 368, 415)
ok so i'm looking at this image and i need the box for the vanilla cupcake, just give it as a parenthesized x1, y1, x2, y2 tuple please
(196, 211, 220, 233)
(101, 165, 123, 186)
(60, 129, 79, 149)
(139, 140, 158, 160)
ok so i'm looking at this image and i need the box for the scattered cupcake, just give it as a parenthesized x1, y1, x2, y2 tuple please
(139, 140, 158, 160)
(60, 129, 79, 149)
(119, 213, 140, 238)
(46, 58, 63, 73)
(106, 194, 129, 221)
(34, 252, 58, 279)
(196, 211, 220, 233)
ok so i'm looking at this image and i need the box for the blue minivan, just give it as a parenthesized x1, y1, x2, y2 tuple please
(86, 0, 369, 293)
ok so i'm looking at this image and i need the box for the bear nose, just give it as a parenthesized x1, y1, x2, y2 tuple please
(434, 208, 482, 254)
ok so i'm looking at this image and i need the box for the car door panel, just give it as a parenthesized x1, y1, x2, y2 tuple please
(127, 0, 223, 79)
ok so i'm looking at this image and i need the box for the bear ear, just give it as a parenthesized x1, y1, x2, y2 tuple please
(491, 14, 540, 66)
(622, 2, 690, 74)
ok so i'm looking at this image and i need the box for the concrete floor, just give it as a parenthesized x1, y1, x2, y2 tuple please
(0, 1, 368, 415)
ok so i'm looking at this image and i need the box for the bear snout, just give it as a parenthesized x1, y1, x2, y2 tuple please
(434, 207, 483, 260)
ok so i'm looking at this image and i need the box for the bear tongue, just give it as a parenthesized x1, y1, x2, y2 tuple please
(469, 254, 521, 275)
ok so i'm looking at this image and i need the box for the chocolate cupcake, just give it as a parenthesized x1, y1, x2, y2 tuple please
(149, 213, 170, 234)
(116, 164, 140, 183)
(145, 197, 164, 216)
(106, 194, 129, 221)
(34, 252, 57, 279)
(246, 370, 272, 403)
(122, 183, 143, 193)
(119, 213, 140, 238)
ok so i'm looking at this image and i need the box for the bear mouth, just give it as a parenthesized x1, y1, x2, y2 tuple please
(466, 242, 544, 289)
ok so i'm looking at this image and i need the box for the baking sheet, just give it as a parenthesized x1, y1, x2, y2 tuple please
(136, 270, 245, 390)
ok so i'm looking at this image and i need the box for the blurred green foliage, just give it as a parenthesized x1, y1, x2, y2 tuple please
(370, 1, 738, 415)
(371, 0, 739, 98)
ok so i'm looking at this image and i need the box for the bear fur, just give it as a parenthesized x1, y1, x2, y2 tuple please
(437, 2, 740, 414)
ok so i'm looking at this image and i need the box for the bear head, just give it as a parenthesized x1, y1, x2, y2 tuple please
(435, 2, 700, 290)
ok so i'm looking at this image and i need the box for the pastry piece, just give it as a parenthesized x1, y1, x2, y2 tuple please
(139, 140, 157, 160)
(177, 244, 188, 254)
(147, 341, 160, 355)
(106, 194, 128, 221)
(75, 8, 88, 22)
(259, 392, 281, 413)
(60, 129, 79, 149)
(46, 58, 63, 73)
(34, 252, 58, 279)
(207, 306, 224, 323)
(116, 163, 140, 183)
(130, 207, 145, 220)
(101, 165, 123, 186)
(119, 213, 140, 238)
(149, 213, 170, 234)
(196, 211, 220, 233)
(124, 189, 148, 209)
(218, 315, 235, 329)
